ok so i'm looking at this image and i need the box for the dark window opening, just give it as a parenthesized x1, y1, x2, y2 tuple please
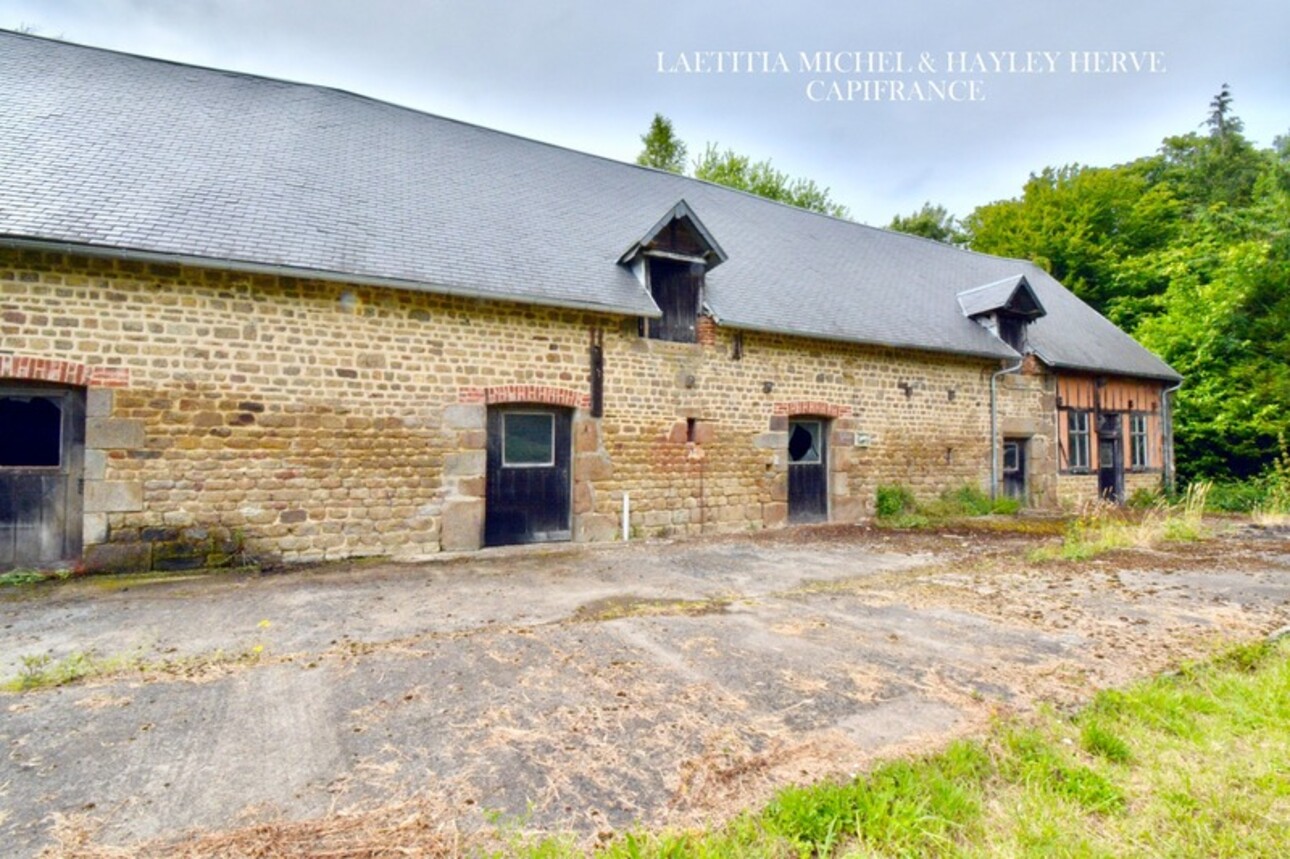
(788, 421, 821, 463)
(686, 418, 698, 443)
(1067, 410, 1090, 470)
(0, 396, 62, 467)
(998, 315, 1025, 352)
(1003, 441, 1019, 473)
(1130, 414, 1148, 468)
(647, 258, 702, 343)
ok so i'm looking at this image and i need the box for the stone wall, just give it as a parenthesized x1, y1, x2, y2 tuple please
(3, 248, 1075, 568)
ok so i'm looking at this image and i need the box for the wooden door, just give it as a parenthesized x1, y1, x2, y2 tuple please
(787, 419, 828, 523)
(0, 385, 85, 569)
(485, 407, 572, 546)
(1097, 413, 1123, 502)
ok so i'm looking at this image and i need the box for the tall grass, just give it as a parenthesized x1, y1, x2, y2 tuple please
(1033, 482, 1210, 561)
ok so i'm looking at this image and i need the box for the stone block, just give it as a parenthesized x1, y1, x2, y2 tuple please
(442, 403, 486, 430)
(443, 450, 486, 478)
(152, 541, 208, 571)
(83, 449, 107, 480)
(573, 480, 593, 514)
(1001, 417, 1040, 435)
(769, 415, 788, 432)
(458, 429, 487, 450)
(83, 542, 152, 573)
(692, 421, 716, 445)
(770, 472, 788, 502)
(440, 499, 484, 551)
(574, 453, 613, 481)
(83, 513, 108, 545)
(84, 480, 143, 513)
(86, 417, 145, 450)
(762, 502, 788, 528)
(575, 513, 617, 543)
(86, 388, 115, 418)
(832, 496, 865, 523)
(753, 432, 786, 450)
(456, 475, 486, 498)
(573, 419, 600, 453)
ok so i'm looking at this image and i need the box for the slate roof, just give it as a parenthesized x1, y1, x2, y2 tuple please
(0, 31, 1180, 381)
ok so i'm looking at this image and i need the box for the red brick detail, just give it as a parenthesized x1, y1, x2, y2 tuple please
(0, 354, 130, 388)
(772, 400, 852, 418)
(696, 315, 718, 347)
(465, 385, 591, 409)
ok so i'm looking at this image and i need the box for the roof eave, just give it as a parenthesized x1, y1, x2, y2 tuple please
(0, 236, 663, 318)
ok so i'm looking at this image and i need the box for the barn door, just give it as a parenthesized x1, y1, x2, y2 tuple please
(0, 385, 85, 570)
(485, 407, 572, 546)
(1097, 413, 1123, 503)
(787, 418, 828, 523)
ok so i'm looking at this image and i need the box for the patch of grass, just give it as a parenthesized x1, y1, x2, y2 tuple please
(1079, 720, 1133, 763)
(2, 644, 269, 693)
(0, 568, 72, 587)
(493, 638, 1289, 858)
(1031, 482, 1212, 562)
(875, 484, 1020, 530)
(570, 595, 730, 623)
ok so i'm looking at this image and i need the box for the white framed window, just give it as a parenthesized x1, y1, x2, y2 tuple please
(501, 412, 555, 467)
(1067, 410, 1090, 470)
(1130, 414, 1149, 469)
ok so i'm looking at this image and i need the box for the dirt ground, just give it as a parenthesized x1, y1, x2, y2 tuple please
(2, 521, 1289, 857)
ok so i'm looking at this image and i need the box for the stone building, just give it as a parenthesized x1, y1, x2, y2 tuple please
(0, 32, 1180, 571)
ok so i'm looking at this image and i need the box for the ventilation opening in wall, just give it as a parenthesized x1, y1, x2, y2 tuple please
(686, 418, 698, 443)
(0, 396, 62, 466)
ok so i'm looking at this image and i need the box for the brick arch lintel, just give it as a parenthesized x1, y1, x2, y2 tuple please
(772, 400, 851, 420)
(458, 385, 590, 410)
(0, 355, 130, 388)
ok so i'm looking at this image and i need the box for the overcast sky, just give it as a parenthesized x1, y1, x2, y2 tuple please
(4, 1, 1287, 225)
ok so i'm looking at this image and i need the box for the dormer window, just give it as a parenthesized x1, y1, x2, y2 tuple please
(619, 200, 727, 344)
(997, 314, 1025, 352)
(647, 257, 703, 342)
(957, 275, 1047, 354)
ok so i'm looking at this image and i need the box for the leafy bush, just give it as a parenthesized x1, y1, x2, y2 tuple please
(875, 484, 916, 518)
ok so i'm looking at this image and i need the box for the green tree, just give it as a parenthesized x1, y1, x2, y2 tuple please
(635, 114, 687, 174)
(965, 89, 1290, 482)
(691, 143, 849, 218)
(888, 202, 963, 244)
(634, 115, 849, 218)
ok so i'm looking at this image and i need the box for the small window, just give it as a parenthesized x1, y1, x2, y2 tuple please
(788, 421, 821, 463)
(1067, 410, 1090, 470)
(1130, 414, 1149, 468)
(1002, 441, 1019, 473)
(0, 396, 62, 467)
(502, 412, 554, 467)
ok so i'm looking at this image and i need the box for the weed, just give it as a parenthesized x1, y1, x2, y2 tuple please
(0, 568, 71, 587)
(1079, 720, 1133, 763)
(875, 484, 916, 518)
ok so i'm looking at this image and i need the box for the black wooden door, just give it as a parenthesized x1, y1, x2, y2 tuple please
(485, 407, 572, 546)
(787, 419, 828, 523)
(0, 385, 85, 569)
(1097, 413, 1123, 502)
(1003, 438, 1027, 502)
